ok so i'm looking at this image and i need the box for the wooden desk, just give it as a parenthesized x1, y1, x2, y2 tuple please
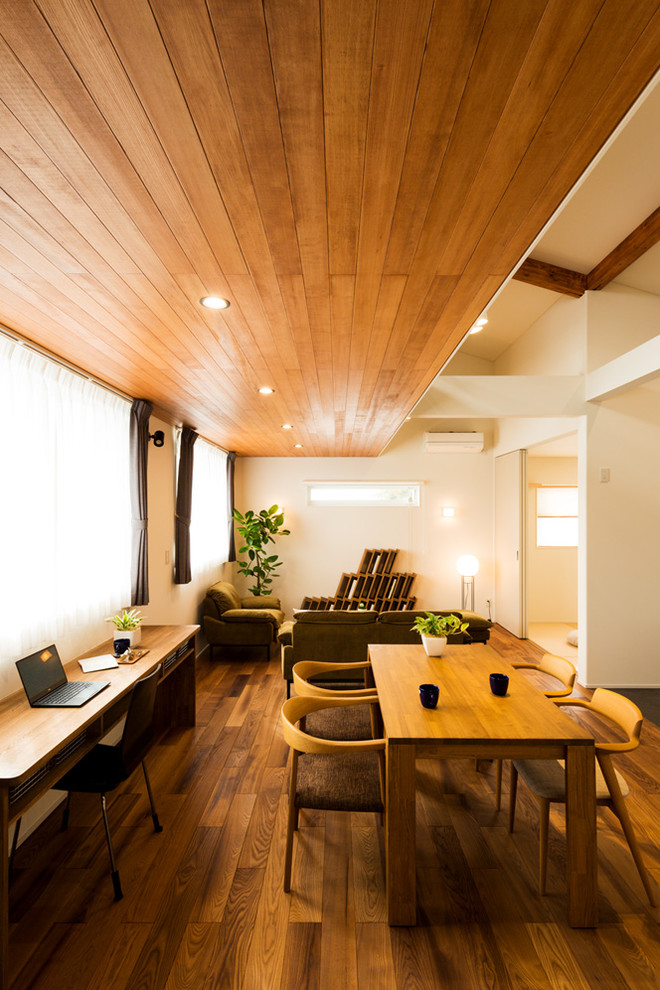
(368, 643, 597, 928)
(0, 624, 198, 990)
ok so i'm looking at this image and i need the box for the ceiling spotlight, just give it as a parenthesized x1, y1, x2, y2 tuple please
(294, 443, 303, 449)
(258, 386, 275, 395)
(200, 295, 230, 310)
(281, 423, 293, 430)
(470, 312, 488, 334)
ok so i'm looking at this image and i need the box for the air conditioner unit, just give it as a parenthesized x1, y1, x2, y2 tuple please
(423, 432, 484, 454)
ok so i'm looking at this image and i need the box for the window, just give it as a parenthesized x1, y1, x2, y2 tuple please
(0, 335, 131, 662)
(306, 481, 420, 507)
(536, 486, 578, 547)
(190, 436, 229, 573)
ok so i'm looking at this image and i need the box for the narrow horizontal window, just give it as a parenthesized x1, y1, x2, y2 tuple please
(536, 486, 578, 548)
(306, 482, 420, 507)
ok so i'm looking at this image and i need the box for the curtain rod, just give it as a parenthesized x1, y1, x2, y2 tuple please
(0, 323, 231, 456)
(0, 322, 131, 402)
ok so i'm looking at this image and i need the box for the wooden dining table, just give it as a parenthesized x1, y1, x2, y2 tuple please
(368, 643, 597, 928)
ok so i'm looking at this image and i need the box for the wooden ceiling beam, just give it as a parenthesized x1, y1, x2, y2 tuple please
(514, 200, 660, 300)
(513, 258, 587, 297)
(587, 203, 660, 290)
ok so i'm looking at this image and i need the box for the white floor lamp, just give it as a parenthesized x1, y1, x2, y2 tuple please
(457, 554, 479, 612)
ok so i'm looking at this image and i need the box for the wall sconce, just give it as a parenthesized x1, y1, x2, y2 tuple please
(457, 554, 479, 611)
(442, 506, 455, 517)
(149, 430, 165, 447)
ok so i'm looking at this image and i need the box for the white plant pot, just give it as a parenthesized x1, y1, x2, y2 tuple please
(125, 627, 141, 647)
(422, 634, 447, 657)
(113, 627, 141, 648)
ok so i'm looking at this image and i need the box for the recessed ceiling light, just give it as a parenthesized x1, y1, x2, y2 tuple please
(258, 386, 274, 395)
(281, 423, 293, 430)
(294, 443, 303, 449)
(200, 295, 230, 310)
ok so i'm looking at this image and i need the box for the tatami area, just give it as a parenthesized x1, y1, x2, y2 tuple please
(527, 622, 578, 662)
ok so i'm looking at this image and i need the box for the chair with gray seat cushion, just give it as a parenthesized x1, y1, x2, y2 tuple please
(493, 653, 577, 809)
(281, 695, 385, 892)
(508, 687, 656, 906)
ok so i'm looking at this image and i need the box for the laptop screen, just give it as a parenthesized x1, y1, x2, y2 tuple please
(16, 645, 67, 704)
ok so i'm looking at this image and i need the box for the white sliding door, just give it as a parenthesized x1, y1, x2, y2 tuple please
(494, 449, 527, 638)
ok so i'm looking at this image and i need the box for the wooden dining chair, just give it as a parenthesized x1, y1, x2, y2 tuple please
(292, 659, 376, 699)
(508, 688, 656, 906)
(281, 694, 385, 892)
(494, 654, 577, 809)
(292, 659, 381, 739)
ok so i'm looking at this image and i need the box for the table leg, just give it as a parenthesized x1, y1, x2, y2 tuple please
(1, 788, 9, 990)
(565, 742, 598, 927)
(386, 742, 416, 925)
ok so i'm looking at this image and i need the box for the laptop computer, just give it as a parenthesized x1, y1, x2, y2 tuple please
(16, 644, 110, 708)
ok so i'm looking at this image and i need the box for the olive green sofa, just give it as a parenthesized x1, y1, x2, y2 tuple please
(202, 580, 285, 661)
(279, 608, 492, 696)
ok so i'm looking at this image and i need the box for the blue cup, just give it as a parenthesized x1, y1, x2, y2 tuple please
(419, 683, 439, 709)
(113, 637, 130, 657)
(489, 672, 509, 697)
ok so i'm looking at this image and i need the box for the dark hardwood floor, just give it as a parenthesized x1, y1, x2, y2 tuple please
(8, 628, 660, 989)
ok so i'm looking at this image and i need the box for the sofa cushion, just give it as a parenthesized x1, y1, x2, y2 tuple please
(455, 610, 492, 631)
(206, 581, 242, 615)
(293, 610, 377, 626)
(222, 607, 285, 626)
(379, 609, 461, 626)
(241, 595, 281, 609)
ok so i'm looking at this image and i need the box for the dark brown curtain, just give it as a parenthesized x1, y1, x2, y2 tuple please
(129, 398, 152, 606)
(174, 427, 198, 584)
(226, 451, 236, 562)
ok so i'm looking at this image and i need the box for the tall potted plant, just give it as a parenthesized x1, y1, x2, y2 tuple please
(233, 505, 290, 595)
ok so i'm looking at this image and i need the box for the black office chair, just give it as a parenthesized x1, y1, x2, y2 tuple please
(54, 665, 163, 900)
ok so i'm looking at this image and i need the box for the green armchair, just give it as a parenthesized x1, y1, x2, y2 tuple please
(202, 580, 285, 661)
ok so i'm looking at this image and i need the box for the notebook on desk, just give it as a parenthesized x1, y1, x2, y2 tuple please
(16, 644, 110, 708)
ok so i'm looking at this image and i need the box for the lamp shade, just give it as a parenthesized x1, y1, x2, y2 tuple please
(456, 554, 479, 577)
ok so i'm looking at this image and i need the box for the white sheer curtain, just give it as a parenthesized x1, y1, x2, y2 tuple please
(0, 336, 131, 662)
(189, 436, 229, 574)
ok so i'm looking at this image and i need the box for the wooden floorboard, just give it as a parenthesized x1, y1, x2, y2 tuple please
(8, 628, 660, 988)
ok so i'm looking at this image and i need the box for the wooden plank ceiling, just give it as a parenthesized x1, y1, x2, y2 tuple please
(1, 0, 660, 456)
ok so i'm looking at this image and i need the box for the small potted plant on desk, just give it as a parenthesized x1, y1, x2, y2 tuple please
(411, 611, 469, 657)
(106, 608, 143, 648)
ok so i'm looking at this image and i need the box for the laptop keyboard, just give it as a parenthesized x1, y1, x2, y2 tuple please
(47, 681, 88, 703)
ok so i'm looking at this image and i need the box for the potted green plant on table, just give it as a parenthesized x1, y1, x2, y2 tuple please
(233, 505, 290, 596)
(106, 608, 143, 647)
(411, 611, 469, 657)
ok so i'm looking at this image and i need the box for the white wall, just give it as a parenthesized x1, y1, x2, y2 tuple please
(526, 457, 578, 623)
(443, 352, 494, 375)
(235, 419, 494, 620)
(583, 384, 660, 687)
(494, 294, 586, 376)
(586, 284, 660, 371)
